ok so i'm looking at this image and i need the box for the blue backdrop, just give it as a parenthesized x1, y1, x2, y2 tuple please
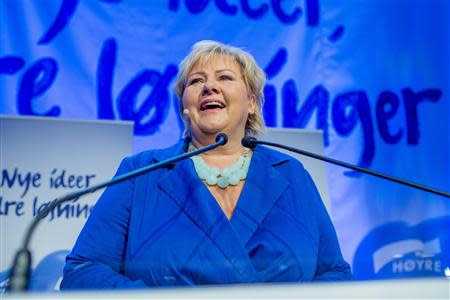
(1, 0, 449, 282)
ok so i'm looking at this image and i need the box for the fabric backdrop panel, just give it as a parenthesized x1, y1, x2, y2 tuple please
(1, 0, 449, 281)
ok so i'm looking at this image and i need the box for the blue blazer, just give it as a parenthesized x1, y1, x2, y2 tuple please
(61, 140, 352, 289)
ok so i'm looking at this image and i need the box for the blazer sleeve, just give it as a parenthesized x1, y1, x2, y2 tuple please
(303, 171, 353, 281)
(60, 156, 148, 289)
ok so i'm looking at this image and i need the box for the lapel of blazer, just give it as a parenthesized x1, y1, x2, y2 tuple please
(230, 145, 290, 246)
(154, 141, 261, 282)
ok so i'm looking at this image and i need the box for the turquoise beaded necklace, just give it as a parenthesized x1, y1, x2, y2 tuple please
(188, 143, 251, 189)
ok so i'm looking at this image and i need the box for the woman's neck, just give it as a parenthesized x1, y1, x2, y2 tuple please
(190, 133, 247, 168)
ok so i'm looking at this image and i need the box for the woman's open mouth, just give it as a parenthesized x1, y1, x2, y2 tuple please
(199, 100, 226, 111)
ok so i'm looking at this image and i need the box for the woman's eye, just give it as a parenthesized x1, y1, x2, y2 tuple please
(188, 78, 202, 85)
(219, 75, 233, 80)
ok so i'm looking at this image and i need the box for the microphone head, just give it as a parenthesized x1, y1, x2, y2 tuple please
(241, 136, 257, 149)
(215, 133, 228, 145)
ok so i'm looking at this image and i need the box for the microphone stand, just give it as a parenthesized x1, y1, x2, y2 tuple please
(242, 137, 449, 198)
(9, 134, 228, 293)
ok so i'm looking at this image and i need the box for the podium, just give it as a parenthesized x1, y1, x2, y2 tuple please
(4, 278, 450, 299)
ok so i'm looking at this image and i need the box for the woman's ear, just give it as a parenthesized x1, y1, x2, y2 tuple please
(248, 94, 256, 115)
(182, 108, 190, 122)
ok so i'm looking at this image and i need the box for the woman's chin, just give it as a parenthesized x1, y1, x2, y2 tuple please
(192, 121, 245, 139)
(198, 127, 226, 136)
(195, 122, 227, 136)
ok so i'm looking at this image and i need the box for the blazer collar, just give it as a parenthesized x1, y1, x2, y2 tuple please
(155, 141, 259, 282)
(155, 141, 290, 281)
(154, 141, 291, 244)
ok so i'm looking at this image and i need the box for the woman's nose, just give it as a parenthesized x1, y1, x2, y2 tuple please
(202, 80, 219, 95)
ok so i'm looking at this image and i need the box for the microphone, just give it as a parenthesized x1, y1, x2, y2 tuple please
(216, 133, 228, 145)
(242, 136, 450, 198)
(8, 133, 228, 293)
(242, 136, 257, 149)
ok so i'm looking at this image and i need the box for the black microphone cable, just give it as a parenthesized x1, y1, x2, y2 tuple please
(242, 136, 449, 198)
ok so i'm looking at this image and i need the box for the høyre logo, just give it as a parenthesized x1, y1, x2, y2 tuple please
(353, 216, 450, 279)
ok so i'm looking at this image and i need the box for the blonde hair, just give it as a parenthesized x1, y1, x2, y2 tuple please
(174, 40, 266, 137)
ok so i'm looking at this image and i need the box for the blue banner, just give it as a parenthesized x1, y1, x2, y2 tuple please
(1, 0, 449, 283)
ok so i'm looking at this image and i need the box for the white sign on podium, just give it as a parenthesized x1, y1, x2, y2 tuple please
(0, 116, 133, 291)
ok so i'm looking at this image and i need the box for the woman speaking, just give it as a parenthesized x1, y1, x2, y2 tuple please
(61, 40, 352, 288)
